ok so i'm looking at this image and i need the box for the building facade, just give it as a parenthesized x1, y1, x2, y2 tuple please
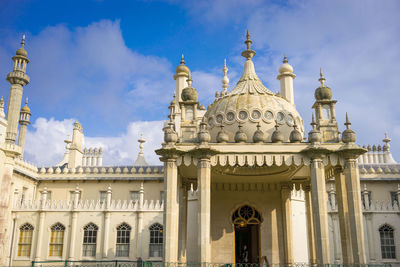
(0, 33, 399, 266)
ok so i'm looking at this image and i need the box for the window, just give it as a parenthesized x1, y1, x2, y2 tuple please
(390, 192, 399, 207)
(149, 223, 163, 258)
(130, 191, 140, 202)
(361, 191, 372, 208)
(379, 224, 396, 259)
(18, 223, 34, 256)
(49, 223, 65, 256)
(83, 223, 98, 257)
(116, 223, 131, 257)
(99, 191, 107, 205)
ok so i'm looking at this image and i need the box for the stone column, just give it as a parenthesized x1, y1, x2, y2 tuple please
(102, 186, 112, 258)
(303, 183, 316, 264)
(163, 157, 180, 262)
(331, 214, 341, 263)
(334, 169, 353, 263)
(68, 187, 80, 260)
(35, 188, 48, 261)
(344, 158, 367, 263)
(365, 214, 376, 262)
(280, 183, 293, 264)
(310, 158, 330, 264)
(198, 157, 211, 263)
(179, 183, 188, 262)
(136, 182, 144, 259)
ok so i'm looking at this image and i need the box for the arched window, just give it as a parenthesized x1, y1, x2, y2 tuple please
(116, 223, 131, 257)
(149, 223, 163, 258)
(49, 223, 65, 256)
(379, 224, 396, 259)
(82, 223, 98, 257)
(18, 223, 34, 256)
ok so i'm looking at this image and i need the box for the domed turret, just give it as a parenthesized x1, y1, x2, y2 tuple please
(204, 31, 304, 143)
(278, 56, 294, 74)
(181, 73, 198, 102)
(175, 54, 190, 75)
(314, 69, 332, 101)
(16, 35, 28, 57)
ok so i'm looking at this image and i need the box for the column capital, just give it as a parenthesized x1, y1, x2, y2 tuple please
(156, 147, 184, 162)
(188, 147, 218, 160)
(280, 182, 293, 191)
(302, 182, 311, 192)
(338, 144, 367, 160)
(302, 146, 332, 160)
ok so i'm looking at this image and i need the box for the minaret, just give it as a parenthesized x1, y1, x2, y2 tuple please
(5, 35, 30, 144)
(17, 98, 31, 157)
(277, 55, 296, 104)
(133, 134, 148, 166)
(68, 121, 84, 168)
(312, 69, 339, 142)
(174, 54, 190, 107)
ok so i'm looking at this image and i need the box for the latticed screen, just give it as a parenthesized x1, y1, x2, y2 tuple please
(83, 223, 98, 257)
(18, 223, 34, 256)
(149, 223, 163, 257)
(380, 224, 396, 259)
(49, 223, 65, 256)
(116, 223, 131, 257)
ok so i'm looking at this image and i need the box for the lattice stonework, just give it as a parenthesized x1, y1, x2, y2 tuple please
(232, 205, 263, 226)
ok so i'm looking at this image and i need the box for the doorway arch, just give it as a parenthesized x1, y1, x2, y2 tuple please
(232, 205, 263, 264)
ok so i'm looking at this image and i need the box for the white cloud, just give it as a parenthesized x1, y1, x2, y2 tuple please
(24, 117, 164, 166)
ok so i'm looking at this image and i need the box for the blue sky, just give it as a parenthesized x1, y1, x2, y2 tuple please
(0, 0, 399, 165)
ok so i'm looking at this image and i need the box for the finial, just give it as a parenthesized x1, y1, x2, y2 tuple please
(21, 35, 25, 48)
(0, 96, 4, 105)
(180, 54, 185, 65)
(344, 112, 351, 129)
(241, 30, 256, 59)
(222, 58, 229, 92)
(138, 134, 146, 155)
(283, 54, 288, 63)
(187, 72, 192, 86)
(311, 113, 317, 129)
(319, 68, 326, 85)
(25, 97, 28, 105)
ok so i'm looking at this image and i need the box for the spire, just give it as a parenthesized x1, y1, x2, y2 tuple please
(133, 134, 148, 166)
(187, 72, 193, 87)
(21, 35, 25, 48)
(341, 113, 356, 144)
(222, 58, 229, 94)
(241, 30, 256, 60)
(344, 112, 351, 129)
(383, 132, 391, 149)
(180, 54, 185, 65)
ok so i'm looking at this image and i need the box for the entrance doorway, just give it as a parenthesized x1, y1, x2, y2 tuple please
(232, 205, 262, 264)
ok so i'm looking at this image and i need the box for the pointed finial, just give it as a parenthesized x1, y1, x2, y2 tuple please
(319, 68, 326, 85)
(138, 133, 146, 155)
(241, 30, 256, 60)
(311, 113, 317, 129)
(344, 112, 351, 129)
(25, 97, 28, 105)
(187, 72, 192, 86)
(180, 54, 185, 65)
(283, 54, 288, 63)
(222, 58, 229, 92)
(21, 35, 25, 48)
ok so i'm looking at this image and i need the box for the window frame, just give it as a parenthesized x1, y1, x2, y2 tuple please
(49, 223, 65, 257)
(116, 223, 131, 257)
(82, 223, 98, 257)
(379, 224, 396, 260)
(149, 223, 163, 258)
(17, 223, 34, 257)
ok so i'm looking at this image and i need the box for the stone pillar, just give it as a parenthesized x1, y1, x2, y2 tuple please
(334, 169, 353, 263)
(331, 214, 341, 263)
(102, 186, 112, 258)
(310, 158, 330, 264)
(344, 158, 367, 263)
(197, 157, 211, 263)
(303, 183, 316, 264)
(280, 183, 293, 264)
(35, 188, 48, 261)
(365, 214, 376, 262)
(179, 183, 188, 262)
(68, 186, 80, 260)
(136, 182, 144, 258)
(163, 157, 180, 262)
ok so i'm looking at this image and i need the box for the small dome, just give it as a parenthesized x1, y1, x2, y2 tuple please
(181, 86, 198, 101)
(21, 104, 30, 113)
(315, 85, 332, 101)
(279, 63, 293, 73)
(176, 64, 190, 75)
(16, 48, 28, 57)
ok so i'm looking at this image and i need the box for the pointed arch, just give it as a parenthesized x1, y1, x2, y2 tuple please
(149, 223, 163, 258)
(379, 224, 396, 259)
(232, 205, 263, 226)
(83, 223, 98, 257)
(49, 222, 65, 256)
(18, 223, 34, 256)
(116, 222, 131, 257)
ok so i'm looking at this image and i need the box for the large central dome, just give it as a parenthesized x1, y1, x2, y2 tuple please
(204, 32, 304, 142)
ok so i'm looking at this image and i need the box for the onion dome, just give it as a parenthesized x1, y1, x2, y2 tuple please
(181, 73, 198, 102)
(198, 119, 211, 144)
(315, 69, 332, 100)
(204, 31, 304, 143)
(342, 113, 356, 143)
(278, 55, 294, 74)
(16, 35, 28, 57)
(175, 54, 190, 75)
(253, 123, 265, 143)
(199, 104, 206, 110)
(271, 122, 284, 143)
(289, 123, 302, 143)
(234, 124, 247, 143)
(217, 125, 229, 143)
(308, 114, 321, 144)
(21, 98, 31, 114)
(164, 122, 178, 144)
